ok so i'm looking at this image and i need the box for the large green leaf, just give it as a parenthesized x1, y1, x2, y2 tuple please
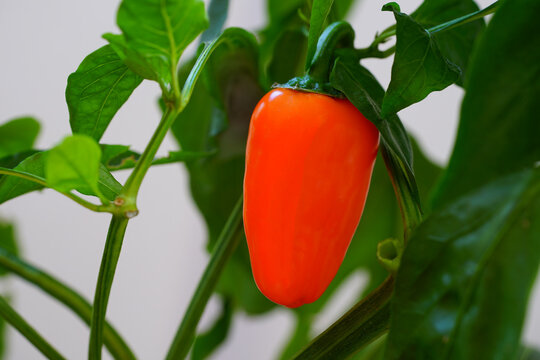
(412, 0, 484, 86)
(381, 3, 461, 117)
(115, 0, 208, 90)
(66, 45, 142, 141)
(432, 0, 540, 208)
(386, 169, 540, 360)
(0, 118, 40, 159)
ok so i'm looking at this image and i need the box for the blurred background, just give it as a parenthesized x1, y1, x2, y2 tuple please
(0, 0, 538, 358)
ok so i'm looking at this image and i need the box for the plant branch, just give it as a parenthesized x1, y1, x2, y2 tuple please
(0, 248, 135, 359)
(293, 277, 395, 359)
(166, 196, 244, 360)
(356, 1, 499, 59)
(0, 296, 66, 360)
(121, 106, 179, 206)
(0, 168, 114, 213)
(89, 216, 129, 360)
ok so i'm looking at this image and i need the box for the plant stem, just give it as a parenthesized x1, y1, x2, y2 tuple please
(428, 1, 499, 34)
(358, 1, 499, 59)
(293, 277, 394, 359)
(0, 248, 135, 359)
(0, 168, 114, 213)
(381, 147, 423, 241)
(121, 106, 179, 205)
(166, 197, 243, 360)
(0, 296, 66, 360)
(89, 216, 129, 360)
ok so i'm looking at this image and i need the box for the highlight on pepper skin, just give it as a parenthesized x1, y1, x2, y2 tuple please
(243, 88, 380, 308)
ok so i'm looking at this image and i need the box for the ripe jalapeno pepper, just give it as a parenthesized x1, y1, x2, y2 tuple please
(243, 88, 379, 308)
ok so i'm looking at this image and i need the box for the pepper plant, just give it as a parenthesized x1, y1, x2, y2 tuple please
(0, 0, 539, 359)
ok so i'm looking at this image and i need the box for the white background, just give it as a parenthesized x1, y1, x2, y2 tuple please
(0, 0, 538, 359)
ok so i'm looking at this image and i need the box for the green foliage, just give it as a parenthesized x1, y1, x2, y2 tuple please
(0, 118, 40, 159)
(381, 3, 461, 116)
(432, 0, 540, 208)
(66, 45, 142, 141)
(412, 0, 484, 85)
(112, 0, 208, 92)
(386, 169, 540, 360)
(386, 0, 540, 358)
(1, 0, 538, 358)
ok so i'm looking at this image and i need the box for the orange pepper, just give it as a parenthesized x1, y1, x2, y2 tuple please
(243, 88, 379, 308)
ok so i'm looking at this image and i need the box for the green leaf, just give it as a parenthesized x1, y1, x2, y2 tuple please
(381, 4, 461, 116)
(306, 0, 335, 68)
(330, 57, 420, 211)
(432, 0, 540, 208)
(0, 152, 46, 205)
(66, 45, 143, 141)
(0, 140, 122, 205)
(191, 297, 233, 360)
(0, 117, 40, 158)
(115, 0, 209, 91)
(386, 169, 540, 360)
(45, 135, 104, 199)
(412, 0, 485, 86)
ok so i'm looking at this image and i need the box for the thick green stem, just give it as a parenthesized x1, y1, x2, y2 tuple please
(293, 277, 394, 359)
(121, 106, 179, 207)
(0, 296, 66, 360)
(166, 197, 243, 360)
(89, 216, 129, 360)
(0, 249, 135, 359)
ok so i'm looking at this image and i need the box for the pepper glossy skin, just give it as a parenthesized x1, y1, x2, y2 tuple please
(243, 88, 379, 308)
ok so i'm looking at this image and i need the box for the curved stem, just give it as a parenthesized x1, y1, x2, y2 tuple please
(307, 21, 355, 83)
(293, 277, 394, 359)
(166, 197, 243, 360)
(0, 249, 135, 359)
(428, 1, 499, 34)
(0, 296, 66, 360)
(89, 216, 129, 360)
(121, 106, 179, 206)
(381, 147, 423, 241)
(358, 1, 499, 60)
(0, 168, 113, 213)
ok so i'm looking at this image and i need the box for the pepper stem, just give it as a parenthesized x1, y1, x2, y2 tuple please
(276, 21, 355, 97)
(307, 21, 355, 83)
